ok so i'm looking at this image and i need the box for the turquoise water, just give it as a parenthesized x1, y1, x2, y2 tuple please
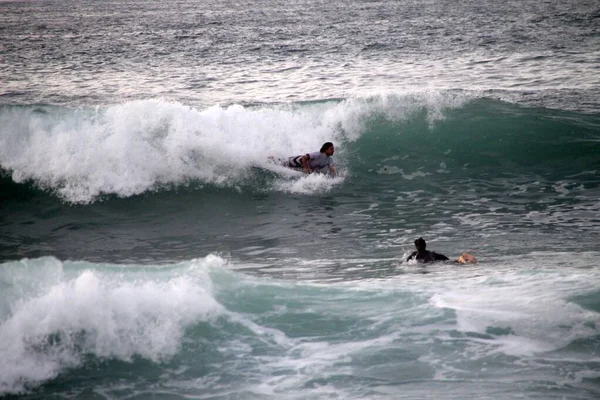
(1, 255, 599, 399)
(1, 0, 599, 398)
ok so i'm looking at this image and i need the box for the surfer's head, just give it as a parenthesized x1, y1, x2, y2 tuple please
(414, 237, 426, 251)
(320, 142, 334, 156)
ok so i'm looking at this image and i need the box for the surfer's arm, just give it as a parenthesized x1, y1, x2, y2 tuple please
(301, 154, 311, 173)
(328, 165, 337, 177)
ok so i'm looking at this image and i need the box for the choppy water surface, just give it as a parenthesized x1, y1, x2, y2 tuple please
(1, 0, 599, 398)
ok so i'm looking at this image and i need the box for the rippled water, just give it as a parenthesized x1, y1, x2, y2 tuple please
(1, 0, 599, 109)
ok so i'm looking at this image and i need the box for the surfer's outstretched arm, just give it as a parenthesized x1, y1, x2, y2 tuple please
(329, 165, 337, 177)
(301, 154, 311, 174)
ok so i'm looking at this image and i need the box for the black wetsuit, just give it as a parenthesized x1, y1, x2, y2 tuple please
(406, 250, 449, 263)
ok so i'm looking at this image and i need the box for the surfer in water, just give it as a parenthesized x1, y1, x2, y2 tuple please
(283, 142, 337, 176)
(406, 237, 477, 264)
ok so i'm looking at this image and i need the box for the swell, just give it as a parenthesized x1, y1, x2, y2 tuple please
(353, 99, 600, 179)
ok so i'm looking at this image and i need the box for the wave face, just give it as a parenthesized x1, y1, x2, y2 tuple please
(2, 95, 598, 204)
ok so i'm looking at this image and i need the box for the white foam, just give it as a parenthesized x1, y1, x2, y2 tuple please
(428, 262, 600, 357)
(272, 172, 345, 194)
(0, 255, 226, 395)
(0, 94, 469, 203)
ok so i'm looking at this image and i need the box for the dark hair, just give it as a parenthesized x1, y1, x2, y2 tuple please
(414, 237, 426, 249)
(320, 142, 334, 153)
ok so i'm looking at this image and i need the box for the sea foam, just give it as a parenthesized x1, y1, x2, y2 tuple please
(0, 255, 225, 394)
(0, 93, 467, 203)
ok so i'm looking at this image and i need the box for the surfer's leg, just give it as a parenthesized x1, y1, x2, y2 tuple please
(268, 156, 289, 166)
(290, 156, 304, 168)
(281, 156, 303, 168)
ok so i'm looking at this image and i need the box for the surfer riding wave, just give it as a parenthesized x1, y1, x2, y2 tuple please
(270, 142, 338, 177)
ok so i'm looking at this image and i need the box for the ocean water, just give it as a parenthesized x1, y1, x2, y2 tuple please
(1, 0, 600, 398)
